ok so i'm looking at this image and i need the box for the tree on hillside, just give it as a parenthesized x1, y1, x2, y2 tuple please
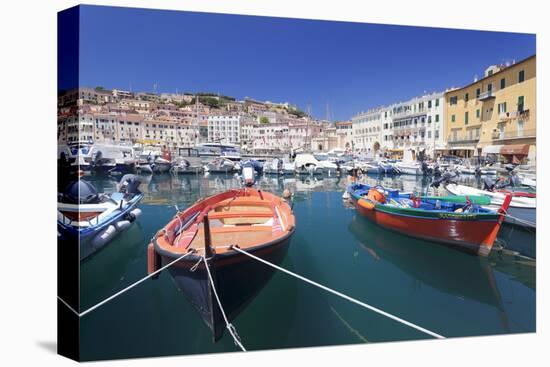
(260, 116, 270, 124)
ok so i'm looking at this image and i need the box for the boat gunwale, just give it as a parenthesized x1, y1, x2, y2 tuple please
(347, 186, 500, 221)
(153, 188, 295, 259)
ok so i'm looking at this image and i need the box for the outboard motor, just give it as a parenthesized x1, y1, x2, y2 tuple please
(118, 174, 142, 196)
(242, 165, 256, 187)
(509, 173, 521, 187)
(421, 161, 431, 176)
(482, 176, 496, 191)
(433, 163, 441, 177)
(60, 179, 100, 204)
(431, 171, 458, 188)
(475, 166, 482, 176)
(94, 150, 103, 164)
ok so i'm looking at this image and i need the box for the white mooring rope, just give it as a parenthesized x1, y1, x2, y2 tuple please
(232, 246, 445, 339)
(504, 213, 535, 228)
(59, 250, 194, 318)
(203, 256, 247, 351)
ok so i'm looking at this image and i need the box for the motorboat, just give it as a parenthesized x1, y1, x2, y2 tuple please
(294, 153, 323, 175)
(57, 175, 143, 260)
(394, 161, 422, 175)
(445, 181, 535, 229)
(171, 157, 204, 174)
(204, 158, 237, 174)
(318, 160, 338, 175)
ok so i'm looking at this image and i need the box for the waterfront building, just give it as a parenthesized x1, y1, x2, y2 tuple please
(352, 108, 383, 155)
(288, 120, 323, 152)
(387, 92, 445, 159)
(250, 121, 290, 153)
(335, 121, 353, 151)
(207, 113, 242, 144)
(352, 91, 445, 159)
(444, 55, 536, 163)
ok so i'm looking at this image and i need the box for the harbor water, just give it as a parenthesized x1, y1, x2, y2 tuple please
(79, 172, 536, 360)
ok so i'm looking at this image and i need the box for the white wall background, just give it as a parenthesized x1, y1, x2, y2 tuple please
(0, 1, 547, 367)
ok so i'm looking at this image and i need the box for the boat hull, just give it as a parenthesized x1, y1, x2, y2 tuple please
(157, 228, 293, 341)
(349, 195, 503, 256)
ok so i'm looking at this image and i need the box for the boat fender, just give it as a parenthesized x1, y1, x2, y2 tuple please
(115, 220, 132, 232)
(127, 208, 142, 222)
(147, 243, 161, 279)
(367, 188, 386, 204)
(91, 224, 117, 249)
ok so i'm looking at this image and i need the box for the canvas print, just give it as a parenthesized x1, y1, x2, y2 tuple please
(57, 5, 536, 361)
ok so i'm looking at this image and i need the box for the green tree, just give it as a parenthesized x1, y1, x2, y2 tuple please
(260, 116, 270, 124)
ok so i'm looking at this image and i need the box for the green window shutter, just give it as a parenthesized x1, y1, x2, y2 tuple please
(476, 109, 480, 118)
(519, 70, 525, 83)
(436, 99, 439, 107)
(500, 78, 506, 89)
(518, 96, 524, 111)
(465, 112, 469, 124)
(451, 114, 455, 122)
(435, 114, 439, 122)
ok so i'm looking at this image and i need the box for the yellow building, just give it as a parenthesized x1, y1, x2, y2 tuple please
(444, 55, 536, 163)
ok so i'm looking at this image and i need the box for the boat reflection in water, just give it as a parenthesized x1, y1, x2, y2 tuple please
(348, 214, 535, 333)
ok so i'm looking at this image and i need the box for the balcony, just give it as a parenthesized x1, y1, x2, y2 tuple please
(477, 90, 495, 101)
(392, 109, 427, 119)
(447, 134, 480, 144)
(492, 128, 536, 141)
(498, 112, 512, 122)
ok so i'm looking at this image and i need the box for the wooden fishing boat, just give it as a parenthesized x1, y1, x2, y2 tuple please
(346, 183, 512, 256)
(147, 188, 295, 341)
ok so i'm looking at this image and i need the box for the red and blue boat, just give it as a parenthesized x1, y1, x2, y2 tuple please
(346, 183, 512, 256)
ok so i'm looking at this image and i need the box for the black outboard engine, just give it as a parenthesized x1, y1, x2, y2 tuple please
(118, 174, 142, 196)
(482, 177, 496, 191)
(433, 163, 441, 177)
(475, 166, 482, 176)
(59, 180, 100, 204)
(421, 161, 432, 176)
(509, 173, 521, 187)
(94, 150, 103, 164)
(431, 171, 458, 188)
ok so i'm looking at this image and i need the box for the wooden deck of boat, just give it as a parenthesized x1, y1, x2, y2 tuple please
(178, 196, 282, 254)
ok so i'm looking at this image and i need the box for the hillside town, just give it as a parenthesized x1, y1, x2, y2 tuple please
(58, 54, 536, 164)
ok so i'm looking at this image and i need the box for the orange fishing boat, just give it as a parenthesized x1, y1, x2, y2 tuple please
(147, 187, 295, 341)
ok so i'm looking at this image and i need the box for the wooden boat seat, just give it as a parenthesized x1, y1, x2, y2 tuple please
(207, 211, 273, 220)
(186, 226, 275, 252)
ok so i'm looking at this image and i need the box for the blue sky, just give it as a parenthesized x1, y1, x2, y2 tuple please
(76, 5, 536, 121)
